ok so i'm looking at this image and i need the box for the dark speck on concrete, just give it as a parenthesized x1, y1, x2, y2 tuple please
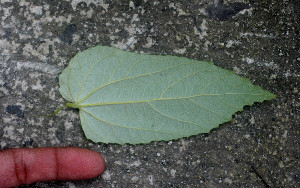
(206, 2, 251, 21)
(60, 24, 77, 44)
(3, 28, 12, 39)
(6, 105, 24, 118)
(134, 0, 143, 7)
(22, 138, 34, 147)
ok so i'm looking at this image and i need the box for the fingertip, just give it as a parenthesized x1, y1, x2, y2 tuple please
(77, 148, 106, 178)
(57, 148, 106, 180)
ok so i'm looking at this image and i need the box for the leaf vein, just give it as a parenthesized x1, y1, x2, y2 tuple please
(78, 62, 192, 104)
(76, 49, 117, 102)
(81, 108, 178, 135)
(160, 68, 208, 98)
(188, 98, 226, 119)
(80, 111, 115, 143)
(146, 102, 203, 128)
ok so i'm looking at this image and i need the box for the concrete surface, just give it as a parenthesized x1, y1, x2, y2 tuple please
(0, 0, 299, 187)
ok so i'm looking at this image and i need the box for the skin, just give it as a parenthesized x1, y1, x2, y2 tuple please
(0, 147, 105, 187)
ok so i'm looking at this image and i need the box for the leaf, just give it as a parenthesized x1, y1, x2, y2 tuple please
(58, 45, 276, 145)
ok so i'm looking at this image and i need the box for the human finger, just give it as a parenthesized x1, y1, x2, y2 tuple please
(0, 147, 105, 187)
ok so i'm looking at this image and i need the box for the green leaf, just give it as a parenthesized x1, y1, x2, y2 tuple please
(58, 45, 276, 145)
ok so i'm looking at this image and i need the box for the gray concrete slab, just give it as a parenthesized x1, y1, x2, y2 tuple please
(0, 0, 299, 187)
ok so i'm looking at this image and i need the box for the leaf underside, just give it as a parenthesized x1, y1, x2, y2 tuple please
(58, 45, 276, 145)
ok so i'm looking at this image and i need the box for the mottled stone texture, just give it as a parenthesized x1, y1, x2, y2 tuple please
(0, 0, 299, 187)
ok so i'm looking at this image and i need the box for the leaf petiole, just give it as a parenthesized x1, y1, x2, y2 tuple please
(34, 103, 80, 118)
(66, 103, 80, 109)
(33, 105, 66, 117)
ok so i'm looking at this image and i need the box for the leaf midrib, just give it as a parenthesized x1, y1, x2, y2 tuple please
(76, 92, 267, 107)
